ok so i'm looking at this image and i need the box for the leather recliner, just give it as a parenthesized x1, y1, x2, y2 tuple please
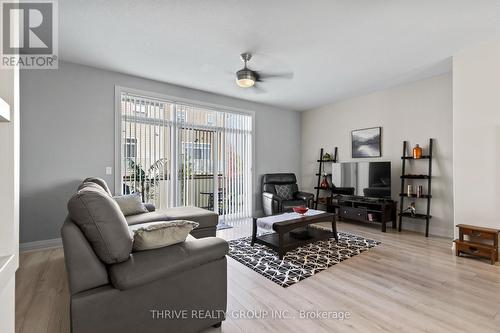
(261, 173, 314, 215)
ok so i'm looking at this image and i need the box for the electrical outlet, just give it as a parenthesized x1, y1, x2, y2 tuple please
(105, 167, 112, 175)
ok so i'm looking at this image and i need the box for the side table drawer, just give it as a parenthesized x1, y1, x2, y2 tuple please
(455, 240, 495, 257)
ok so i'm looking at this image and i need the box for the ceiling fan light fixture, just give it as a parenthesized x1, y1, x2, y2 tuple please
(236, 68, 256, 88)
(236, 78, 255, 88)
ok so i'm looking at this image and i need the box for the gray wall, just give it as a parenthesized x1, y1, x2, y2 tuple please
(20, 61, 301, 243)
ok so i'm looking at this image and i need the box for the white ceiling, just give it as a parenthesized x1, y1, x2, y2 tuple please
(60, 1, 500, 111)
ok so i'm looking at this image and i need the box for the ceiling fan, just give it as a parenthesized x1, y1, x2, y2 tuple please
(235, 52, 293, 90)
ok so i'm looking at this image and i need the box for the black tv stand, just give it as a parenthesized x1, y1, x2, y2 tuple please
(331, 195, 397, 232)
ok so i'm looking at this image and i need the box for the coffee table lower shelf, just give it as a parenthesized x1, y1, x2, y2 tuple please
(252, 228, 335, 259)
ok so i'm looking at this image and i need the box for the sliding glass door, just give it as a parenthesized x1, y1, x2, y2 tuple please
(118, 90, 252, 221)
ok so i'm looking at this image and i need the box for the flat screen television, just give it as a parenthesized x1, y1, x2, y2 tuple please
(331, 161, 391, 199)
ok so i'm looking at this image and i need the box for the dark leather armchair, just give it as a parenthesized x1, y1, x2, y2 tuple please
(261, 173, 314, 216)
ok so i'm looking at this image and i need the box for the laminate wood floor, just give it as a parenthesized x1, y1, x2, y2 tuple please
(16, 220, 500, 333)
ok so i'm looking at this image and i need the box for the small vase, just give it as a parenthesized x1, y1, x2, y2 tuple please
(320, 176, 329, 189)
(416, 185, 423, 198)
(413, 144, 423, 159)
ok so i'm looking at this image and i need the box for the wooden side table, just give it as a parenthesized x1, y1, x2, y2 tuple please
(454, 224, 499, 265)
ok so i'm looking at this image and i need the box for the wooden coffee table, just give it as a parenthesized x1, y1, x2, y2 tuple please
(251, 211, 338, 259)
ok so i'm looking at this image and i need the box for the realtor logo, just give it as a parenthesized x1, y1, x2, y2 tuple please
(1, 0, 58, 68)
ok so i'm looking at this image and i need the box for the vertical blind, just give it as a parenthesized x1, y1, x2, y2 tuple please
(120, 92, 252, 221)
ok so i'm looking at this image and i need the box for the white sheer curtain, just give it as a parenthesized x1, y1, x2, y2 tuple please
(119, 92, 252, 221)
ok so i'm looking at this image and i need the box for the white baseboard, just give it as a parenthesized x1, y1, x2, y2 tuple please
(20, 238, 62, 252)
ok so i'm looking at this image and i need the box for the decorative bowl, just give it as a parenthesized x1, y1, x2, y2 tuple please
(293, 206, 309, 215)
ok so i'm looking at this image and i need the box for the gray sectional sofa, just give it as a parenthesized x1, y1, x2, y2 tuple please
(61, 178, 228, 333)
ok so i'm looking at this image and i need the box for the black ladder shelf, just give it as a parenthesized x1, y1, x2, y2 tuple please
(314, 147, 338, 210)
(398, 138, 434, 237)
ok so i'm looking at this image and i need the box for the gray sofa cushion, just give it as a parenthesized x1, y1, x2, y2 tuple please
(108, 235, 228, 290)
(82, 177, 113, 196)
(191, 227, 217, 239)
(125, 206, 218, 230)
(143, 202, 156, 212)
(67, 186, 133, 264)
(113, 193, 149, 216)
(125, 210, 172, 225)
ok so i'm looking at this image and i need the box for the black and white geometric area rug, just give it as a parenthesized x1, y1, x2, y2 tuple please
(227, 231, 380, 288)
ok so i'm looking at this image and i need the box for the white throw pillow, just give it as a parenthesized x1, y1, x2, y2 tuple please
(113, 193, 149, 216)
(130, 220, 199, 251)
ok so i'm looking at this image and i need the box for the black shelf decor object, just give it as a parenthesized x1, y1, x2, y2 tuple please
(399, 212, 432, 220)
(314, 147, 337, 209)
(398, 138, 434, 237)
(401, 156, 431, 160)
(399, 193, 432, 199)
(400, 175, 430, 179)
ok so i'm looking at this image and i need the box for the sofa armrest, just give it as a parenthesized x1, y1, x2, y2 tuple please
(143, 202, 156, 212)
(108, 236, 228, 290)
(262, 192, 283, 215)
(61, 219, 109, 295)
(295, 191, 314, 202)
(262, 191, 283, 202)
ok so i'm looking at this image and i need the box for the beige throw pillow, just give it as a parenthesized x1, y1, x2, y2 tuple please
(130, 220, 199, 251)
(113, 193, 149, 216)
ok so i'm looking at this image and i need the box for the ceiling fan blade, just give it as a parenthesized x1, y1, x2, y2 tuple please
(255, 71, 294, 82)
